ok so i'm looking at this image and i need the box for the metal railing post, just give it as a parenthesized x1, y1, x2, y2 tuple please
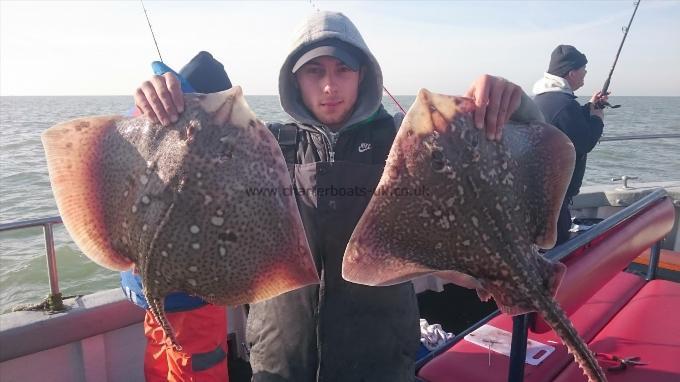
(646, 240, 662, 281)
(508, 314, 530, 382)
(0, 216, 65, 312)
(43, 222, 64, 310)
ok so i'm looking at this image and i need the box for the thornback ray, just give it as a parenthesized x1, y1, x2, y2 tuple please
(42, 87, 319, 349)
(342, 89, 607, 381)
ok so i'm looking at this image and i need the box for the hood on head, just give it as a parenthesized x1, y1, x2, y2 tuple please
(279, 11, 383, 130)
(532, 72, 574, 96)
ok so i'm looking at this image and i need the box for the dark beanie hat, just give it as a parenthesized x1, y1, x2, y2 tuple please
(547, 45, 588, 78)
(179, 51, 232, 93)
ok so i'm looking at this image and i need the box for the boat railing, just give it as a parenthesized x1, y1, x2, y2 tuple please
(415, 188, 671, 379)
(599, 132, 680, 142)
(506, 189, 670, 381)
(0, 215, 64, 311)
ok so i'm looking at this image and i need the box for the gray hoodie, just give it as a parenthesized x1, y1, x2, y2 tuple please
(278, 11, 383, 131)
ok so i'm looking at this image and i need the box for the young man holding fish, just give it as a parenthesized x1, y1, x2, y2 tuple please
(134, 11, 535, 382)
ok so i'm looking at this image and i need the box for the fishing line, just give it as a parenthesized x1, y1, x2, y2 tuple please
(140, 0, 163, 63)
(306, 0, 407, 114)
(383, 86, 407, 114)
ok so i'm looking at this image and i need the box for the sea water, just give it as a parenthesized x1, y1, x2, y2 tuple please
(1, 95, 678, 312)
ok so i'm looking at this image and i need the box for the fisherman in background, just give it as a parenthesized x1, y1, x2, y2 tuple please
(133, 11, 537, 382)
(533, 45, 609, 246)
(122, 51, 233, 382)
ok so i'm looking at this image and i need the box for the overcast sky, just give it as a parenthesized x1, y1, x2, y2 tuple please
(1, 0, 678, 96)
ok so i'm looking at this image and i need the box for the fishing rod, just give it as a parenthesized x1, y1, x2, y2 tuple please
(596, 0, 641, 109)
(140, 0, 163, 63)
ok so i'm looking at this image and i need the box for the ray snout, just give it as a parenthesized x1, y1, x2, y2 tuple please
(196, 86, 258, 128)
(409, 89, 476, 135)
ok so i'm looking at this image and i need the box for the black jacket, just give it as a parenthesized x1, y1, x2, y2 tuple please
(534, 92, 604, 198)
(247, 107, 420, 382)
(269, 107, 397, 166)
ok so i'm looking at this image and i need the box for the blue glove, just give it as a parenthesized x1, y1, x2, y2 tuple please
(120, 270, 207, 312)
(151, 61, 196, 93)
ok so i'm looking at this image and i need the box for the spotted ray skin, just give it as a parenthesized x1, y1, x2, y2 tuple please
(342, 89, 606, 381)
(42, 87, 319, 348)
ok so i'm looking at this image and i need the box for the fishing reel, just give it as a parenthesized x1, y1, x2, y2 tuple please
(592, 91, 620, 110)
(594, 100, 621, 110)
